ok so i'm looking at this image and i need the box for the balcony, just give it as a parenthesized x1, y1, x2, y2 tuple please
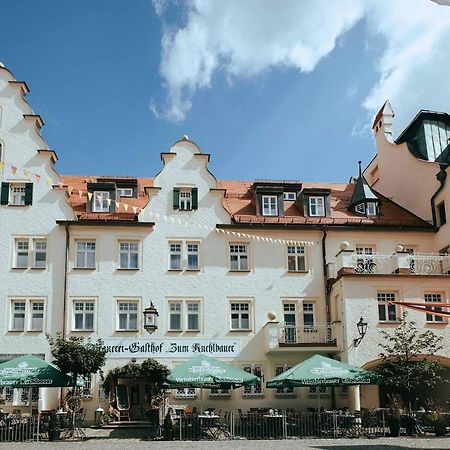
(328, 250, 450, 279)
(263, 322, 339, 353)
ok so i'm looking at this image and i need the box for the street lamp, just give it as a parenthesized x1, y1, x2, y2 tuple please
(354, 316, 367, 347)
(143, 302, 158, 333)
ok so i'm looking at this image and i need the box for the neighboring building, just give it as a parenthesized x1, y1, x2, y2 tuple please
(1, 64, 450, 422)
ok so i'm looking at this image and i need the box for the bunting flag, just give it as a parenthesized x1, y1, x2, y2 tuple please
(46, 177, 53, 186)
(123, 204, 129, 212)
(107, 198, 112, 206)
(389, 301, 450, 319)
(35, 174, 41, 183)
(0, 161, 4, 173)
(11, 166, 17, 174)
(23, 169, 30, 180)
(87, 192, 93, 201)
(67, 186, 73, 196)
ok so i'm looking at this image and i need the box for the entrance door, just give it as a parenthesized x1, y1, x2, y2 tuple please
(283, 303, 297, 343)
(129, 384, 141, 420)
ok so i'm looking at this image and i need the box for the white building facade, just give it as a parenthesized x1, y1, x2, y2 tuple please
(1, 64, 450, 422)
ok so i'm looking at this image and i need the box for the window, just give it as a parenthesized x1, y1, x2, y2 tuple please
(308, 386, 329, 397)
(169, 242, 182, 270)
(169, 241, 200, 271)
(275, 365, 295, 397)
(262, 195, 278, 216)
(187, 243, 199, 270)
(30, 301, 44, 331)
(309, 196, 325, 217)
(283, 303, 297, 343)
(93, 191, 110, 212)
(81, 374, 93, 399)
(424, 293, 445, 323)
(287, 245, 306, 272)
(117, 300, 139, 330)
(210, 387, 231, 397)
(366, 202, 377, 216)
(175, 388, 196, 398)
(243, 365, 263, 397)
(119, 241, 139, 269)
(283, 192, 296, 201)
(229, 244, 249, 271)
(9, 298, 45, 332)
(0, 182, 33, 206)
(377, 292, 397, 322)
(168, 300, 201, 332)
(437, 202, 446, 226)
(230, 302, 251, 330)
(118, 188, 133, 197)
(75, 240, 96, 269)
(303, 303, 315, 331)
(180, 190, 192, 210)
(356, 246, 375, 274)
(73, 300, 95, 331)
(173, 187, 198, 211)
(13, 238, 47, 269)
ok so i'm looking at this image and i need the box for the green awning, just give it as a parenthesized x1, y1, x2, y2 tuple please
(266, 355, 382, 388)
(0, 355, 74, 388)
(166, 354, 258, 389)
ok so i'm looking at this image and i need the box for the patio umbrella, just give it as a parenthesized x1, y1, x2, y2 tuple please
(0, 355, 74, 388)
(266, 354, 381, 388)
(166, 354, 258, 413)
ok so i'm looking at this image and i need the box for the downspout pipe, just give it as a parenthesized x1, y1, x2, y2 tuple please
(62, 224, 70, 338)
(431, 164, 448, 227)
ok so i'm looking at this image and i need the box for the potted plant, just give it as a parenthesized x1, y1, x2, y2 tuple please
(47, 410, 62, 441)
(388, 394, 402, 437)
(162, 409, 174, 441)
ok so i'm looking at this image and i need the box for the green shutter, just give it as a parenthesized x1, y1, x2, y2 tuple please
(24, 183, 33, 205)
(0, 182, 9, 205)
(192, 188, 198, 210)
(173, 187, 180, 210)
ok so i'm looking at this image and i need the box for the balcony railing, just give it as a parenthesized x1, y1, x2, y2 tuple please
(333, 251, 450, 277)
(278, 323, 336, 346)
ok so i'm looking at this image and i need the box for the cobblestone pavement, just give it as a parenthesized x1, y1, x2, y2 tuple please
(4, 432, 450, 450)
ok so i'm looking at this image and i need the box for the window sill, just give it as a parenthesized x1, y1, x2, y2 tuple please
(230, 328, 252, 332)
(117, 267, 140, 271)
(242, 394, 264, 398)
(5, 204, 28, 207)
(378, 321, 398, 324)
(185, 269, 201, 272)
(11, 267, 28, 270)
(30, 267, 46, 270)
(276, 394, 297, 398)
(229, 270, 251, 273)
(73, 267, 96, 270)
(287, 270, 309, 274)
(426, 321, 447, 325)
(115, 329, 139, 332)
(72, 329, 95, 333)
(168, 269, 183, 272)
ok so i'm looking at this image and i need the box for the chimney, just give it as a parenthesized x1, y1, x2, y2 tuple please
(372, 101, 394, 142)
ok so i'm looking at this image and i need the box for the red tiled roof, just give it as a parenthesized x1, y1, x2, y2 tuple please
(60, 175, 430, 228)
(61, 175, 152, 221)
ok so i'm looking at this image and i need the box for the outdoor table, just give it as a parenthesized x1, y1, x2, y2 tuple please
(198, 414, 220, 440)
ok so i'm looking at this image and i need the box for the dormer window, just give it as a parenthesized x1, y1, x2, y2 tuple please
(366, 202, 377, 216)
(262, 195, 278, 216)
(118, 188, 133, 197)
(283, 192, 296, 201)
(173, 187, 198, 211)
(309, 196, 325, 217)
(93, 191, 110, 213)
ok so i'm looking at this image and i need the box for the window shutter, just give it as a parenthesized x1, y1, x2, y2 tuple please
(109, 189, 115, 213)
(191, 188, 198, 210)
(173, 187, 180, 210)
(1, 182, 9, 205)
(24, 183, 33, 205)
(256, 194, 263, 215)
(278, 193, 284, 217)
(325, 196, 331, 217)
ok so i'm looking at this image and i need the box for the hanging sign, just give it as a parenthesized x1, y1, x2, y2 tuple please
(101, 338, 240, 358)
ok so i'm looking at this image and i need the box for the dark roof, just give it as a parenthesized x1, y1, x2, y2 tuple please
(348, 163, 378, 208)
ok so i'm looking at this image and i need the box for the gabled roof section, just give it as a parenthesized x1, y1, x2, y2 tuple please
(348, 161, 378, 209)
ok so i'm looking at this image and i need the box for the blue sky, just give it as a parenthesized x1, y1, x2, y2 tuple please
(1, 0, 450, 182)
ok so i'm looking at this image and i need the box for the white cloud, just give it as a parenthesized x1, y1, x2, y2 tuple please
(152, 0, 450, 129)
(153, 0, 364, 121)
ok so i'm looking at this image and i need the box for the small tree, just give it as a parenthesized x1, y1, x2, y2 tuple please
(376, 313, 447, 411)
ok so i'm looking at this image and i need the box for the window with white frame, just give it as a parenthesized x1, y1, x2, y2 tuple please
(229, 244, 249, 271)
(9, 298, 45, 332)
(302, 303, 315, 331)
(75, 240, 96, 269)
(10, 184, 26, 206)
(308, 196, 325, 217)
(168, 300, 201, 332)
(175, 387, 196, 398)
(308, 386, 329, 397)
(13, 238, 47, 269)
(119, 241, 139, 269)
(287, 245, 306, 271)
(262, 195, 278, 216)
(73, 300, 95, 331)
(377, 292, 397, 322)
(118, 188, 133, 197)
(243, 364, 263, 396)
(81, 374, 93, 399)
(424, 293, 445, 323)
(356, 246, 375, 274)
(93, 191, 110, 212)
(275, 365, 295, 397)
(210, 386, 231, 397)
(187, 243, 199, 270)
(169, 242, 182, 270)
(366, 202, 378, 216)
(230, 301, 251, 330)
(180, 190, 192, 210)
(283, 192, 296, 201)
(117, 300, 139, 330)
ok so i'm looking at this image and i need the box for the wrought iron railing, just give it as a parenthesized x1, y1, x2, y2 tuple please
(0, 416, 38, 442)
(408, 254, 450, 275)
(352, 253, 396, 274)
(278, 323, 335, 345)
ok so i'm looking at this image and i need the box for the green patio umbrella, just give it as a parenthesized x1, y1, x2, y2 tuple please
(166, 354, 258, 388)
(0, 355, 74, 388)
(266, 354, 382, 388)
